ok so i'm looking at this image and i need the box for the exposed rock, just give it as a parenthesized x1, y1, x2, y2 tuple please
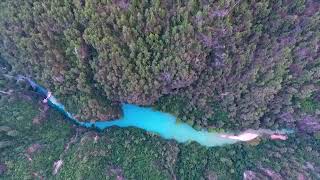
(220, 132, 259, 141)
(270, 134, 288, 140)
(243, 170, 257, 180)
(25, 143, 42, 161)
(93, 133, 99, 143)
(32, 172, 44, 180)
(27, 143, 42, 154)
(64, 132, 78, 152)
(52, 160, 63, 175)
(260, 168, 283, 180)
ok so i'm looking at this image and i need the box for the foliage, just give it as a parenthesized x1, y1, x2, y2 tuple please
(0, 98, 319, 179)
(300, 96, 320, 114)
(0, 0, 319, 129)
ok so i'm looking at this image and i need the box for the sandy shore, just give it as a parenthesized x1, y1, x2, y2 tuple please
(220, 129, 289, 142)
(220, 132, 260, 141)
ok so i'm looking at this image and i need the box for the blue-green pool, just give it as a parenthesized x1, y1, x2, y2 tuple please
(21, 76, 290, 147)
(49, 96, 238, 147)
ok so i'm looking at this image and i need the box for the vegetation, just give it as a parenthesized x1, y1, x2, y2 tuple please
(0, 0, 319, 179)
(0, 98, 319, 179)
(1, 0, 319, 130)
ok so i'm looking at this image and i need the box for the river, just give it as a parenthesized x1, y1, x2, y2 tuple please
(16, 76, 291, 147)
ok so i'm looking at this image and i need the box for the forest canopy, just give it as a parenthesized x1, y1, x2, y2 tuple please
(0, 0, 319, 131)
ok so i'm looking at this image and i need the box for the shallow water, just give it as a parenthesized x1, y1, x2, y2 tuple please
(21, 77, 291, 147)
(49, 96, 237, 146)
(82, 104, 238, 146)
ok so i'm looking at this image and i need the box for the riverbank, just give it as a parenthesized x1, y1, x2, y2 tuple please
(9, 75, 290, 147)
(1, 84, 319, 180)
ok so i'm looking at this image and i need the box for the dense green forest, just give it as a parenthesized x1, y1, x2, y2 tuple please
(0, 0, 319, 179)
(0, 97, 319, 179)
(0, 0, 319, 130)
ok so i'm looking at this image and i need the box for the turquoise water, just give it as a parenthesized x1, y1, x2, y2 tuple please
(20, 76, 290, 147)
(49, 96, 237, 147)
